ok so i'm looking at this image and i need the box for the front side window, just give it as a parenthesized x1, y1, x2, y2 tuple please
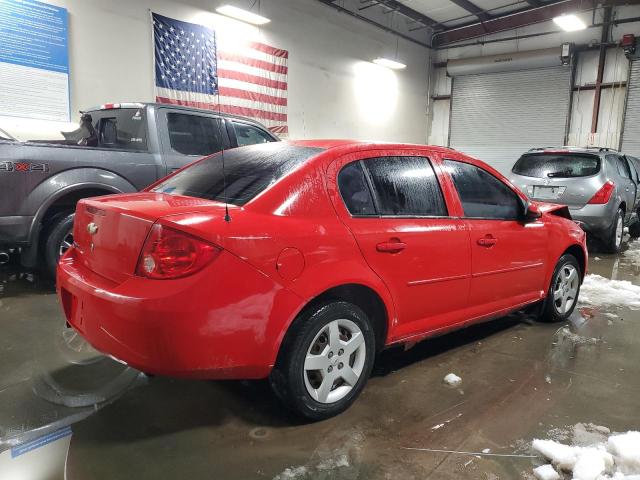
(445, 160, 521, 220)
(361, 156, 447, 217)
(233, 122, 275, 147)
(167, 113, 224, 156)
(337, 162, 376, 216)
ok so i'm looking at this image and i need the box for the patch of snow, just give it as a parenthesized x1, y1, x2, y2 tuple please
(533, 464, 560, 480)
(593, 257, 601, 261)
(557, 327, 599, 345)
(579, 275, 640, 310)
(482, 448, 491, 453)
(608, 432, 640, 475)
(621, 240, 640, 266)
(443, 373, 462, 386)
(531, 427, 640, 480)
(431, 413, 463, 431)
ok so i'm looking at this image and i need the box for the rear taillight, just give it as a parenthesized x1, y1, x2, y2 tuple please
(136, 224, 220, 279)
(588, 181, 615, 205)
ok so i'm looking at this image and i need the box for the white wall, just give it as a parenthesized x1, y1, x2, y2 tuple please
(0, 0, 430, 143)
(428, 5, 640, 151)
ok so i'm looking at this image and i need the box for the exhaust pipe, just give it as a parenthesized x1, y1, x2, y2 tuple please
(0, 251, 10, 265)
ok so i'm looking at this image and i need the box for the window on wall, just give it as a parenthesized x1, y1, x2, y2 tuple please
(362, 156, 447, 217)
(167, 113, 224, 156)
(445, 159, 521, 220)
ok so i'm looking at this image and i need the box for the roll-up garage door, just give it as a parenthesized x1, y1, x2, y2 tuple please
(621, 61, 640, 157)
(449, 66, 571, 174)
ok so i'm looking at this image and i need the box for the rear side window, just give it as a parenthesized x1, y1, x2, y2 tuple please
(338, 162, 376, 216)
(445, 160, 521, 220)
(628, 156, 640, 183)
(151, 143, 323, 206)
(233, 122, 275, 147)
(512, 153, 600, 178)
(93, 108, 147, 151)
(362, 156, 447, 217)
(167, 113, 224, 156)
(609, 154, 632, 179)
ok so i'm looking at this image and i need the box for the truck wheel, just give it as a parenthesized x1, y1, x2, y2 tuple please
(538, 254, 581, 323)
(44, 212, 75, 278)
(602, 209, 624, 253)
(269, 301, 375, 421)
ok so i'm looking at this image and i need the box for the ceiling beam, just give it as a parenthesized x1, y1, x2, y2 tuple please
(447, 0, 492, 22)
(432, 0, 637, 47)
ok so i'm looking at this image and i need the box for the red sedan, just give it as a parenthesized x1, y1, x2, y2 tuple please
(57, 141, 587, 420)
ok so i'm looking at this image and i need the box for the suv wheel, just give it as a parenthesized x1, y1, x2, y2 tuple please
(44, 212, 75, 278)
(538, 254, 581, 322)
(270, 301, 375, 421)
(602, 208, 624, 253)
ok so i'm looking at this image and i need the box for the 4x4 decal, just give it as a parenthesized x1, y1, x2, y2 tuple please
(0, 161, 49, 172)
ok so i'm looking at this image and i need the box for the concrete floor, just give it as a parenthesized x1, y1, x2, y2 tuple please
(1, 240, 639, 479)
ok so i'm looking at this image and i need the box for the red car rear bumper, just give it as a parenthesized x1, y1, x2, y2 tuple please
(57, 248, 303, 379)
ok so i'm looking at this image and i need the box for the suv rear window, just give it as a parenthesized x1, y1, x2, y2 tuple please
(151, 143, 323, 206)
(512, 153, 600, 178)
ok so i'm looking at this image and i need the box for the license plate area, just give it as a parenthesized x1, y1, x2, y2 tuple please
(533, 185, 565, 200)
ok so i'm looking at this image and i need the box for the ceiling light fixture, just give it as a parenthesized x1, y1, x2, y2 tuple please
(553, 14, 587, 32)
(373, 57, 406, 70)
(216, 5, 271, 25)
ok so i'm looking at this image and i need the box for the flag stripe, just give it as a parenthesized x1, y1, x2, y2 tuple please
(249, 42, 289, 58)
(217, 44, 287, 65)
(217, 61, 287, 83)
(218, 52, 288, 75)
(218, 86, 288, 106)
(156, 96, 287, 122)
(217, 69, 287, 91)
(218, 77, 287, 99)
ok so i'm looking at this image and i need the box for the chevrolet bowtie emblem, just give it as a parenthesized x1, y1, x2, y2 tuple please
(87, 223, 99, 235)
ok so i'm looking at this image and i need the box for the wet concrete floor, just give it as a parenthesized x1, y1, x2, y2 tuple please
(1, 240, 639, 479)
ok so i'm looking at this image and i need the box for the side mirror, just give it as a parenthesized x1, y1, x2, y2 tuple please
(524, 202, 542, 222)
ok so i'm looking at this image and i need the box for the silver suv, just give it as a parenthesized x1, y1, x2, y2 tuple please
(509, 147, 640, 253)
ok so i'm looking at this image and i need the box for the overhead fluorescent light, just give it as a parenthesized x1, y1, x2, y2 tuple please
(216, 5, 270, 25)
(553, 14, 586, 32)
(373, 58, 406, 70)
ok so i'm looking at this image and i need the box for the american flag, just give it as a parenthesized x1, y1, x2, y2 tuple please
(152, 13, 288, 137)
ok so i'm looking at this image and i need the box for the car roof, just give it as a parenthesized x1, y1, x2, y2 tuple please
(85, 102, 274, 130)
(524, 146, 618, 156)
(287, 139, 461, 155)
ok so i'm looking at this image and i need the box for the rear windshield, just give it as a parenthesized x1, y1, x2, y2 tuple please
(151, 143, 323, 206)
(512, 153, 601, 178)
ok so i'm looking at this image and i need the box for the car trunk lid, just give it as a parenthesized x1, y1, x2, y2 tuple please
(73, 192, 226, 283)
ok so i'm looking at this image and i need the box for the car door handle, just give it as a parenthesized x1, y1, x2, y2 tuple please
(376, 241, 407, 253)
(477, 236, 497, 247)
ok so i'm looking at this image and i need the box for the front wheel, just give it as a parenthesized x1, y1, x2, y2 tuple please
(538, 254, 581, 323)
(270, 301, 375, 421)
(44, 212, 75, 278)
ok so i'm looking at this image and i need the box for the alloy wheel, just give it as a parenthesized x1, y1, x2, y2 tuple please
(303, 318, 366, 404)
(59, 229, 74, 258)
(552, 264, 579, 315)
(615, 215, 623, 249)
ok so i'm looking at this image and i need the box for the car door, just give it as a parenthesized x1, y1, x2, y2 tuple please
(156, 109, 230, 175)
(609, 154, 636, 222)
(623, 155, 640, 212)
(328, 151, 471, 340)
(442, 159, 548, 317)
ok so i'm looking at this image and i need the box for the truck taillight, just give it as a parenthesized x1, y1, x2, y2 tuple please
(135, 224, 220, 279)
(588, 181, 615, 205)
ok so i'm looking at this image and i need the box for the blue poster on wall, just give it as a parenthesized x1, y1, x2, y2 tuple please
(0, 0, 69, 121)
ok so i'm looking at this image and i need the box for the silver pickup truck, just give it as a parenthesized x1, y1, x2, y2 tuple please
(0, 102, 278, 275)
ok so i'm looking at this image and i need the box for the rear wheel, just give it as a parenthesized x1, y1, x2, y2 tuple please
(538, 254, 581, 323)
(602, 208, 624, 253)
(44, 212, 75, 278)
(270, 301, 375, 421)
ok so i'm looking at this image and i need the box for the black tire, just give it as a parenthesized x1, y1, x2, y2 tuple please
(269, 301, 376, 421)
(44, 212, 75, 278)
(538, 254, 581, 323)
(601, 208, 624, 253)
(630, 216, 640, 239)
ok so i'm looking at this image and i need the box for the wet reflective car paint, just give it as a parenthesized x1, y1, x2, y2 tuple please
(57, 141, 588, 379)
